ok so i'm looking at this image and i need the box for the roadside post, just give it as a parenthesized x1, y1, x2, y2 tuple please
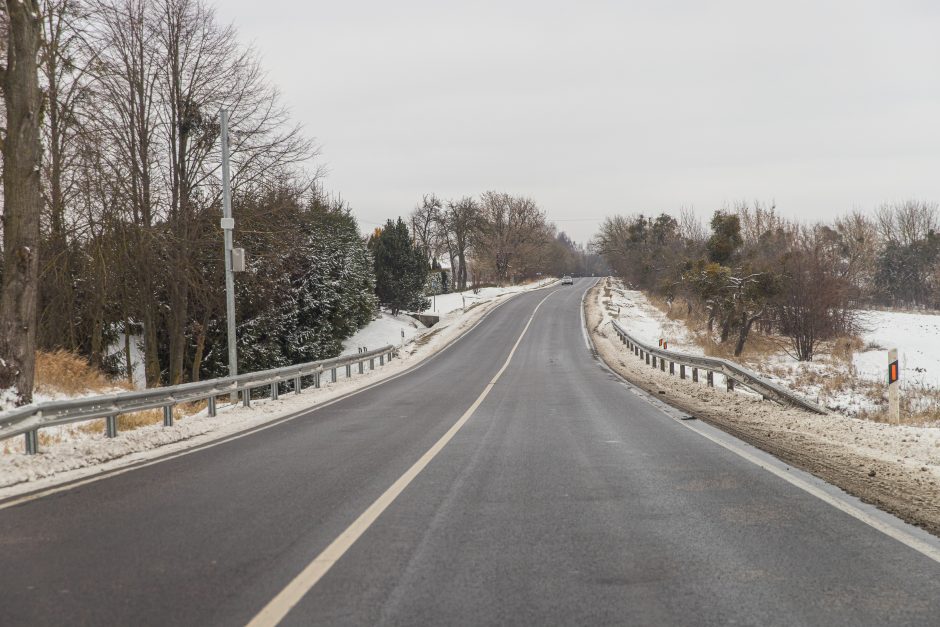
(220, 109, 239, 402)
(888, 348, 900, 423)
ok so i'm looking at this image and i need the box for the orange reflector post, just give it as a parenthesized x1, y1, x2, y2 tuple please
(888, 360, 899, 384)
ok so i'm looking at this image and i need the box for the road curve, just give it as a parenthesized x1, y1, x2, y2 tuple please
(1, 278, 939, 626)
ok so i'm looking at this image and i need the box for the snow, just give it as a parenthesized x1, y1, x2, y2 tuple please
(341, 312, 421, 356)
(606, 287, 703, 356)
(0, 280, 554, 497)
(854, 310, 940, 389)
(606, 279, 940, 417)
(418, 282, 554, 316)
(340, 281, 557, 356)
(105, 333, 146, 389)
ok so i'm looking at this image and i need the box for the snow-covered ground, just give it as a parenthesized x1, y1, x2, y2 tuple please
(608, 279, 940, 418)
(606, 286, 703, 356)
(340, 282, 555, 356)
(0, 280, 554, 496)
(854, 310, 940, 389)
(341, 312, 422, 356)
(589, 281, 940, 534)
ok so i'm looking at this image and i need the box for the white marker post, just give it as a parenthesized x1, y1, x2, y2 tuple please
(888, 348, 900, 424)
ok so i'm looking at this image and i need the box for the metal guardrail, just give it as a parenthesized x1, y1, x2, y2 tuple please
(609, 319, 827, 414)
(0, 345, 398, 455)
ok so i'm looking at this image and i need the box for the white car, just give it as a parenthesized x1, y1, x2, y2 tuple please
(561, 275, 573, 285)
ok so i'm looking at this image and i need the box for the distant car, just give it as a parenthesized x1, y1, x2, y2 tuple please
(561, 275, 573, 285)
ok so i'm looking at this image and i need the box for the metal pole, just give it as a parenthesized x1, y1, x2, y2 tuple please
(220, 109, 238, 401)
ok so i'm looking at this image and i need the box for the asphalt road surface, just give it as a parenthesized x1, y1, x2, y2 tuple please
(2, 278, 940, 626)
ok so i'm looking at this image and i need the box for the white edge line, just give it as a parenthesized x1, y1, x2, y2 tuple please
(580, 278, 940, 565)
(245, 290, 558, 627)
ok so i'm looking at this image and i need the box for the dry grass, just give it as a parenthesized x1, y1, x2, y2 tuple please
(35, 350, 131, 396)
(27, 351, 208, 442)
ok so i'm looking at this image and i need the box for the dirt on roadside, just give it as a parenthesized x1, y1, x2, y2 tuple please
(585, 280, 940, 538)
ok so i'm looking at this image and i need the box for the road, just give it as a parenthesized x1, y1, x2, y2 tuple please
(1, 278, 940, 625)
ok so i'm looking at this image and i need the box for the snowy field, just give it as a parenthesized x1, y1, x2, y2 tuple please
(0, 280, 554, 496)
(854, 310, 940, 389)
(608, 279, 940, 417)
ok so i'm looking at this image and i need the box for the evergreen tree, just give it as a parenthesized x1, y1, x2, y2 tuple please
(371, 218, 430, 315)
(201, 192, 377, 377)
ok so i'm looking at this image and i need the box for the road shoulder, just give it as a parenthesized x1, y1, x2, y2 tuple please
(584, 279, 940, 538)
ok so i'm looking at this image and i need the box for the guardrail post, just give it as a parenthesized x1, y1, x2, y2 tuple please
(294, 376, 302, 394)
(331, 367, 337, 383)
(645, 352, 650, 365)
(208, 395, 217, 417)
(669, 361, 675, 375)
(726, 377, 735, 392)
(707, 371, 714, 387)
(651, 355, 656, 368)
(314, 373, 321, 389)
(680, 364, 686, 379)
(692, 367, 698, 383)
(106, 415, 118, 438)
(345, 364, 352, 378)
(163, 405, 174, 427)
(660, 358, 666, 372)
(270, 382, 279, 401)
(25, 430, 38, 455)
(369, 357, 375, 370)
(380, 354, 385, 366)
(243, 389, 251, 407)
(358, 361, 364, 374)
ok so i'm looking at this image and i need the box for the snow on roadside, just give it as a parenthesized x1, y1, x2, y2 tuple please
(341, 312, 421, 356)
(0, 280, 553, 497)
(854, 310, 940, 390)
(589, 282, 940, 534)
(341, 282, 556, 356)
(606, 278, 940, 418)
(605, 286, 703, 356)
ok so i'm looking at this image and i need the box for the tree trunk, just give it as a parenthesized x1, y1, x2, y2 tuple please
(0, 1, 43, 406)
(190, 315, 208, 383)
(124, 319, 134, 386)
(142, 302, 161, 386)
(719, 315, 732, 343)
(457, 251, 467, 291)
(734, 311, 761, 357)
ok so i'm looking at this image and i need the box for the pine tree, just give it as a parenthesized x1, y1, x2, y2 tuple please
(201, 192, 377, 377)
(371, 218, 430, 315)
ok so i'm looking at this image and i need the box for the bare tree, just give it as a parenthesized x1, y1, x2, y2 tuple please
(410, 193, 441, 265)
(776, 228, 859, 361)
(476, 191, 549, 285)
(91, 0, 164, 383)
(0, 0, 44, 406)
(37, 0, 95, 351)
(875, 200, 939, 248)
(439, 196, 479, 290)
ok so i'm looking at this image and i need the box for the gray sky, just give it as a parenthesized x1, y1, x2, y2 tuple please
(214, 0, 940, 244)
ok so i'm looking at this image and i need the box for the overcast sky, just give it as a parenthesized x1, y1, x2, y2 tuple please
(214, 0, 940, 243)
